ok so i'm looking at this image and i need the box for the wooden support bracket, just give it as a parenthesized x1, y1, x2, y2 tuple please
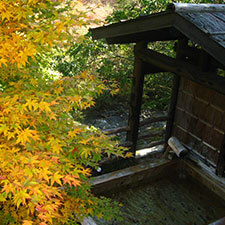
(173, 44, 225, 70)
(136, 48, 225, 96)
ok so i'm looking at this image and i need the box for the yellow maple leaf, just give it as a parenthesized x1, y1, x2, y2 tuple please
(39, 101, 51, 113)
(72, 177, 81, 187)
(47, 137, 63, 154)
(25, 98, 38, 111)
(54, 86, 64, 95)
(16, 128, 39, 145)
(68, 128, 82, 138)
(0, 124, 8, 135)
(6, 131, 15, 140)
(22, 220, 33, 225)
(1, 10, 11, 21)
(0, 57, 7, 67)
(51, 172, 63, 186)
(3, 183, 14, 195)
(0, 2, 6, 11)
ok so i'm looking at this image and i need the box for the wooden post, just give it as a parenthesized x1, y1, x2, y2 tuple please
(164, 75, 180, 151)
(164, 39, 188, 150)
(216, 135, 225, 177)
(126, 42, 147, 154)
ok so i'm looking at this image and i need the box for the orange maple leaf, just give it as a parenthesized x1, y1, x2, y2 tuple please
(22, 220, 33, 225)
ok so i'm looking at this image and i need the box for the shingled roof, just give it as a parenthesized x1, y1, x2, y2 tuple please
(90, 3, 225, 66)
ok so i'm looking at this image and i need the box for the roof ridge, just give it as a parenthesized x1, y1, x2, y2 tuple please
(167, 3, 225, 13)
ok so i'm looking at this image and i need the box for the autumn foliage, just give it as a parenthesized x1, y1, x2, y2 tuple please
(0, 0, 128, 224)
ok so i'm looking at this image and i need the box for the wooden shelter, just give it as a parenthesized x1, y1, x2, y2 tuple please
(90, 3, 225, 177)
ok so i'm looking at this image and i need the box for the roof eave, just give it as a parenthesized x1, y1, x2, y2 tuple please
(90, 11, 175, 41)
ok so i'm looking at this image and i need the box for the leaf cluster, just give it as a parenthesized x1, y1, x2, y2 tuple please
(0, 1, 129, 224)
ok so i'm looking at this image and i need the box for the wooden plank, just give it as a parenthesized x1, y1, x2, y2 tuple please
(177, 88, 225, 132)
(172, 124, 189, 144)
(126, 42, 147, 153)
(186, 145, 217, 168)
(201, 143, 220, 167)
(174, 13, 225, 66)
(174, 107, 224, 150)
(106, 27, 183, 44)
(216, 135, 225, 177)
(136, 48, 225, 95)
(194, 83, 215, 103)
(213, 12, 225, 23)
(181, 78, 225, 112)
(180, 78, 197, 96)
(179, 12, 225, 51)
(104, 115, 168, 135)
(180, 12, 225, 33)
(211, 91, 225, 112)
(176, 91, 194, 112)
(173, 125, 219, 166)
(138, 130, 166, 140)
(91, 7, 225, 65)
(183, 159, 225, 201)
(103, 126, 130, 135)
(90, 12, 174, 41)
(91, 159, 176, 195)
(139, 115, 168, 127)
(173, 124, 220, 166)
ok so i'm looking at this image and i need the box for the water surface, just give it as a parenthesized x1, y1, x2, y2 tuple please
(94, 174, 225, 225)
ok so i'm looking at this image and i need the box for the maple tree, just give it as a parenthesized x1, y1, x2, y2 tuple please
(0, 0, 129, 224)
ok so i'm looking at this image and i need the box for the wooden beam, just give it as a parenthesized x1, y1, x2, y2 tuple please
(174, 13, 225, 67)
(139, 115, 168, 127)
(90, 12, 174, 41)
(199, 50, 217, 72)
(126, 42, 147, 154)
(91, 159, 174, 195)
(90, 7, 225, 66)
(103, 126, 130, 135)
(136, 48, 225, 96)
(143, 62, 165, 74)
(103, 115, 168, 135)
(164, 75, 180, 148)
(216, 134, 225, 177)
(173, 44, 225, 70)
(105, 27, 183, 44)
(138, 130, 166, 140)
(137, 139, 165, 150)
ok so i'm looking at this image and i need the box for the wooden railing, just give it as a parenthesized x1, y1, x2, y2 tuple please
(103, 115, 168, 150)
